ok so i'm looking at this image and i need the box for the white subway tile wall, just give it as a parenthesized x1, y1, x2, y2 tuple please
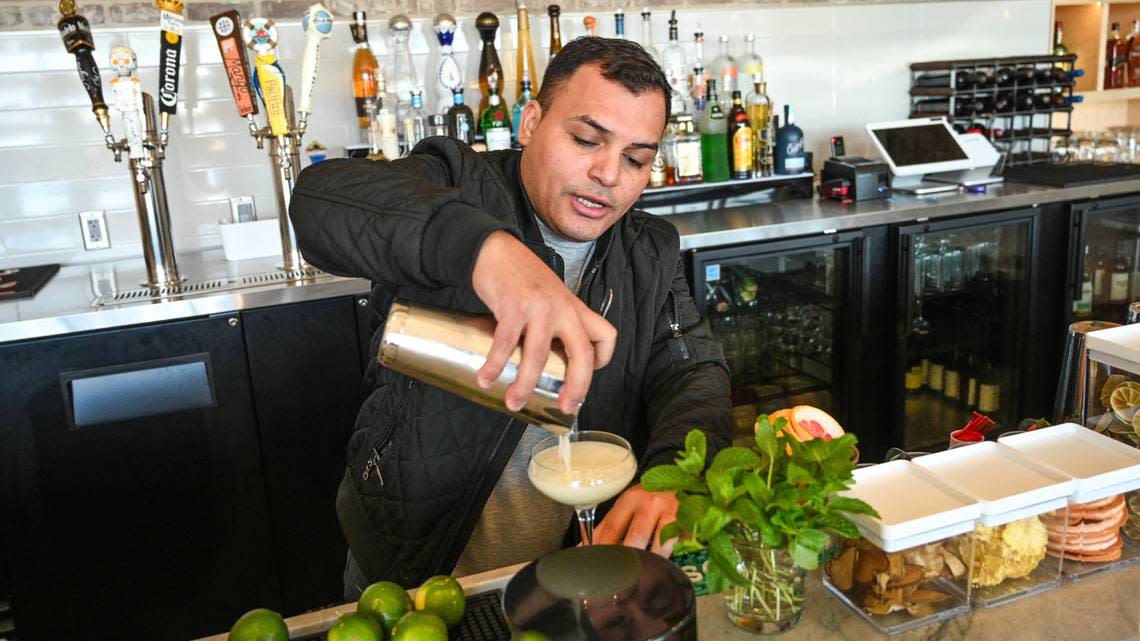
(0, 1, 1050, 269)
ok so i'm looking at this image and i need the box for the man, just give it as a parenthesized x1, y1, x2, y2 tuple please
(290, 37, 732, 598)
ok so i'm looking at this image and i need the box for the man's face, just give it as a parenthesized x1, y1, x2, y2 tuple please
(517, 64, 666, 241)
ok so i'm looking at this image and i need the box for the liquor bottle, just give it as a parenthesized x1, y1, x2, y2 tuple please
(700, 79, 729, 182)
(516, 1, 538, 97)
(512, 78, 533, 144)
(388, 15, 417, 126)
(433, 14, 463, 115)
(427, 113, 449, 137)
(774, 104, 805, 175)
(583, 15, 597, 37)
(402, 89, 428, 153)
(1092, 249, 1110, 304)
(660, 11, 689, 116)
(548, 5, 562, 60)
(669, 114, 703, 184)
(1111, 242, 1132, 303)
(475, 12, 502, 124)
(350, 11, 379, 135)
(374, 78, 400, 160)
(613, 8, 625, 38)
(364, 99, 386, 161)
(689, 30, 707, 114)
(710, 35, 737, 108)
(737, 33, 764, 82)
(1129, 19, 1140, 87)
(638, 7, 652, 53)
(447, 89, 474, 145)
(480, 70, 512, 151)
(728, 90, 753, 179)
(1053, 21, 1068, 56)
(745, 75, 771, 175)
(1106, 22, 1127, 90)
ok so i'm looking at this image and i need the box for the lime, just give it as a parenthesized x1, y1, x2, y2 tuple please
(514, 631, 552, 641)
(414, 575, 466, 627)
(326, 612, 383, 641)
(358, 580, 413, 633)
(227, 608, 288, 641)
(390, 611, 448, 641)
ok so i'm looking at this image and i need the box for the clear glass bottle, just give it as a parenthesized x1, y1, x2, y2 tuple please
(512, 78, 533, 144)
(659, 11, 689, 116)
(350, 11, 380, 137)
(388, 14, 417, 130)
(745, 75, 772, 175)
(737, 33, 764, 83)
(700, 79, 729, 182)
(402, 90, 428, 153)
(433, 14, 463, 115)
(481, 70, 512, 151)
(689, 30, 707, 114)
(638, 7, 652, 54)
(709, 35, 737, 108)
(447, 89, 475, 145)
(375, 78, 400, 160)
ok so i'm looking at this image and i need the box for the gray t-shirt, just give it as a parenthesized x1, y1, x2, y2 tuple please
(451, 217, 596, 578)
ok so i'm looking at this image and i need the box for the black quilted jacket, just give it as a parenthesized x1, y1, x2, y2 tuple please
(289, 137, 732, 587)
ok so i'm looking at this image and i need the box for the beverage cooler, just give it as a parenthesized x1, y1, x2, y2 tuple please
(1067, 194, 1140, 325)
(893, 211, 1039, 452)
(688, 232, 881, 453)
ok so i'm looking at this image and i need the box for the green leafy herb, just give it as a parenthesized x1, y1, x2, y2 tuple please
(641, 415, 880, 586)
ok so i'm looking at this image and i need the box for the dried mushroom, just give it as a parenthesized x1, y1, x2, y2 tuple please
(825, 538, 959, 618)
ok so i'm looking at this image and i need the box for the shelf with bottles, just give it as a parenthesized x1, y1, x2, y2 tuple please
(1054, 2, 1140, 96)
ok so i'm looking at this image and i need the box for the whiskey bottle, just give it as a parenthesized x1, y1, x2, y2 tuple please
(728, 90, 753, 179)
(475, 12, 502, 125)
(699, 79, 729, 182)
(480, 70, 512, 151)
(1129, 19, 1140, 87)
(446, 89, 474, 145)
(670, 114, 703, 184)
(745, 75, 771, 174)
(548, 5, 562, 60)
(350, 11, 379, 135)
(1106, 22, 1127, 89)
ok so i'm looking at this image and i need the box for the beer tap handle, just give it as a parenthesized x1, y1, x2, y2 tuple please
(243, 18, 289, 139)
(210, 9, 262, 143)
(297, 3, 332, 134)
(155, 0, 185, 149)
(57, 0, 115, 145)
(108, 45, 147, 160)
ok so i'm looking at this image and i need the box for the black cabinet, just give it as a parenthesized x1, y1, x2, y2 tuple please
(1067, 194, 1140, 325)
(242, 297, 362, 614)
(0, 314, 280, 641)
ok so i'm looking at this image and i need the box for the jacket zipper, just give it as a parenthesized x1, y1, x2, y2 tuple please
(362, 379, 415, 487)
(435, 416, 516, 574)
(665, 289, 689, 360)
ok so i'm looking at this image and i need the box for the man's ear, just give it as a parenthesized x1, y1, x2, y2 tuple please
(516, 100, 543, 146)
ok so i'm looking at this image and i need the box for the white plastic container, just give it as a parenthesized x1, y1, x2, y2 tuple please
(912, 442, 1073, 607)
(219, 219, 282, 261)
(1000, 423, 1140, 579)
(823, 460, 978, 635)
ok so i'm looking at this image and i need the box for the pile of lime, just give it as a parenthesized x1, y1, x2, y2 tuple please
(227, 575, 467, 641)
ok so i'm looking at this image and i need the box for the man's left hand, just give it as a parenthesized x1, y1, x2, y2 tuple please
(593, 483, 678, 557)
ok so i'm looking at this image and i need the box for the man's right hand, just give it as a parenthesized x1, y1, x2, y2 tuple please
(471, 230, 617, 415)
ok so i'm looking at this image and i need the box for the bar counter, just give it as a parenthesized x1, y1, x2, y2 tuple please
(198, 559, 1140, 640)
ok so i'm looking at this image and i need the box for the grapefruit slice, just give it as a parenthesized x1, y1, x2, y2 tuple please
(783, 406, 845, 442)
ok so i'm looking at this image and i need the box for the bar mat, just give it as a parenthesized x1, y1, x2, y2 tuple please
(1002, 163, 1140, 188)
(296, 590, 510, 641)
(0, 264, 60, 300)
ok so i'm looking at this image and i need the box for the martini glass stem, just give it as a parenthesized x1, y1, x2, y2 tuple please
(576, 506, 597, 545)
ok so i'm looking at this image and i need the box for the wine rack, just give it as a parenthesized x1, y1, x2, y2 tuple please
(908, 54, 1080, 167)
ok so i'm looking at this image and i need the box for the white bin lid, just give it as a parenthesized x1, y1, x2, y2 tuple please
(1086, 323, 1140, 374)
(912, 442, 1074, 527)
(843, 460, 980, 553)
(999, 423, 1140, 504)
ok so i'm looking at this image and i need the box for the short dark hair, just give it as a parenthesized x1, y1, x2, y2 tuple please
(537, 37, 672, 123)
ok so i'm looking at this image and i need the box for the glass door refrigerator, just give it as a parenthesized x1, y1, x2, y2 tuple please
(893, 210, 1039, 452)
(1067, 194, 1140, 326)
(688, 231, 883, 455)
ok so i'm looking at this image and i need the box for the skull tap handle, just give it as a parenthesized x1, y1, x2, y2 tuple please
(155, 0, 185, 148)
(108, 45, 147, 160)
(297, 3, 333, 133)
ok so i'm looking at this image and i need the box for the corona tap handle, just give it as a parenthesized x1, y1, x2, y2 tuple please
(108, 45, 147, 160)
(243, 18, 289, 138)
(155, 0, 185, 148)
(297, 3, 332, 132)
(210, 9, 260, 140)
(57, 0, 113, 140)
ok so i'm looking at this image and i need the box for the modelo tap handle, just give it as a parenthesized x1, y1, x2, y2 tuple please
(108, 45, 148, 162)
(210, 10, 262, 144)
(243, 18, 290, 138)
(297, 3, 332, 134)
(57, 0, 113, 145)
(155, 0, 184, 148)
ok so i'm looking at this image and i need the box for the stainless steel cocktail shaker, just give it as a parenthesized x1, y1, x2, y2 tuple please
(378, 300, 577, 433)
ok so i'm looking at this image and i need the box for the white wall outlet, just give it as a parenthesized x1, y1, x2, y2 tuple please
(79, 210, 110, 250)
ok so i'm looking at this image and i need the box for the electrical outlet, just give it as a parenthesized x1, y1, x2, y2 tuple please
(79, 210, 110, 250)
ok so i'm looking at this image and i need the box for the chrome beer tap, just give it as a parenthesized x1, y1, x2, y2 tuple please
(58, 0, 183, 288)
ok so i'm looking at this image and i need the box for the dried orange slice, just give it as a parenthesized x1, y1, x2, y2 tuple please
(1101, 374, 1132, 408)
(1111, 384, 1140, 423)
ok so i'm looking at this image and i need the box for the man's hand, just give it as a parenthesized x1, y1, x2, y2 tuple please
(593, 483, 679, 557)
(472, 231, 617, 415)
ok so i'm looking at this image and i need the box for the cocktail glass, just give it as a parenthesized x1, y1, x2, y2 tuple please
(528, 430, 637, 545)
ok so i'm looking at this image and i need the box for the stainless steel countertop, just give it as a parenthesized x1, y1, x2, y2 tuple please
(5, 177, 1140, 345)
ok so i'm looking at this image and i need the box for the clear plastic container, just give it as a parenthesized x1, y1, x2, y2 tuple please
(823, 460, 978, 635)
(912, 442, 1072, 607)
